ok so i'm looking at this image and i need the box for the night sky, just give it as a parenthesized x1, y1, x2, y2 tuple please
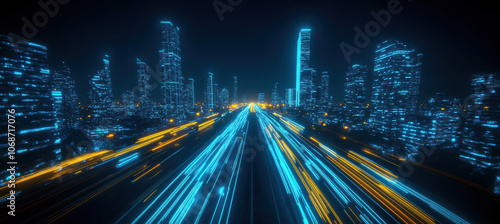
(1, 0, 499, 104)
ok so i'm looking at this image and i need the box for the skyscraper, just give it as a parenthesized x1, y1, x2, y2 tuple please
(233, 76, 238, 104)
(344, 64, 368, 130)
(52, 62, 80, 132)
(206, 72, 214, 110)
(296, 28, 311, 107)
(258, 93, 265, 104)
(186, 78, 195, 109)
(424, 93, 461, 148)
(460, 73, 500, 170)
(370, 40, 422, 140)
(160, 21, 183, 115)
(213, 83, 219, 108)
(285, 88, 296, 107)
(121, 90, 135, 117)
(88, 55, 113, 150)
(300, 68, 315, 109)
(137, 58, 152, 118)
(221, 88, 229, 108)
(320, 71, 329, 106)
(88, 55, 113, 124)
(272, 83, 280, 105)
(399, 115, 432, 160)
(0, 35, 61, 177)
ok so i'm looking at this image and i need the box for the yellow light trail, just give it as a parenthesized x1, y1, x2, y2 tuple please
(136, 121, 198, 144)
(151, 133, 189, 151)
(133, 164, 161, 182)
(308, 136, 435, 223)
(198, 119, 215, 131)
(348, 151, 398, 181)
(362, 149, 400, 167)
(205, 113, 219, 119)
(1, 149, 112, 188)
(267, 124, 341, 224)
(143, 190, 157, 203)
(102, 136, 164, 161)
(327, 155, 434, 224)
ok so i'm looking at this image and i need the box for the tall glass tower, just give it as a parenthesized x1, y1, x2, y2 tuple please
(272, 83, 280, 105)
(296, 29, 311, 107)
(89, 55, 113, 123)
(300, 68, 315, 109)
(213, 83, 219, 108)
(52, 62, 80, 132)
(221, 88, 229, 108)
(206, 72, 214, 110)
(187, 78, 195, 109)
(345, 64, 368, 130)
(285, 88, 296, 107)
(160, 21, 182, 116)
(0, 35, 61, 177)
(137, 58, 152, 118)
(258, 93, 265, 104)
(370, 40, 422, 140)
(320, 71, 329, 106)
(233, 76, 238, 104)
(88, 55, 113, 150)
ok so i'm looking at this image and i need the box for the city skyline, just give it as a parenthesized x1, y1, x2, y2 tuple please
(1, 0, 499, 104)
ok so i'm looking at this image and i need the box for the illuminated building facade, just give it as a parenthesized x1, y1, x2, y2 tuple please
(296, 28, 311, 107)
(300, 68, 315, 109)
(206, 72, 214, 109)
(424, 93, 461, 148)
(460, 73, 500, 170)
(258, 93, 265, 104)
(160, 21, 183, 116)
(88, 55, 113, 123)
(399, 115, 431, 160)
(272, 83, 280, 105)
(344, 64, 368, 130)
(320, 71, 329, 106)
(0, 35, 61, 177)
(121, 90, 135, 117)
(214, 83, 219, 108)
(370, 40, 422, 140)
(88, 55, 113, 150)
(137, 58, 152, 118)
(285, 88, 295, 107)
(233, 76, 238, 104)
(186, 78, 195, 109)
(221, 88, 229, 108)
(52, 62, 80, 132)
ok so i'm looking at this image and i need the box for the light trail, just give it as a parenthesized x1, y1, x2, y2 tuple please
(129, 106, 250, 224)
(256, 105, 385, 224)
(268, 109, 469, 224)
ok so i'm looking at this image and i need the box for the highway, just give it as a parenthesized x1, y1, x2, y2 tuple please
(1, 104, 496, 223)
